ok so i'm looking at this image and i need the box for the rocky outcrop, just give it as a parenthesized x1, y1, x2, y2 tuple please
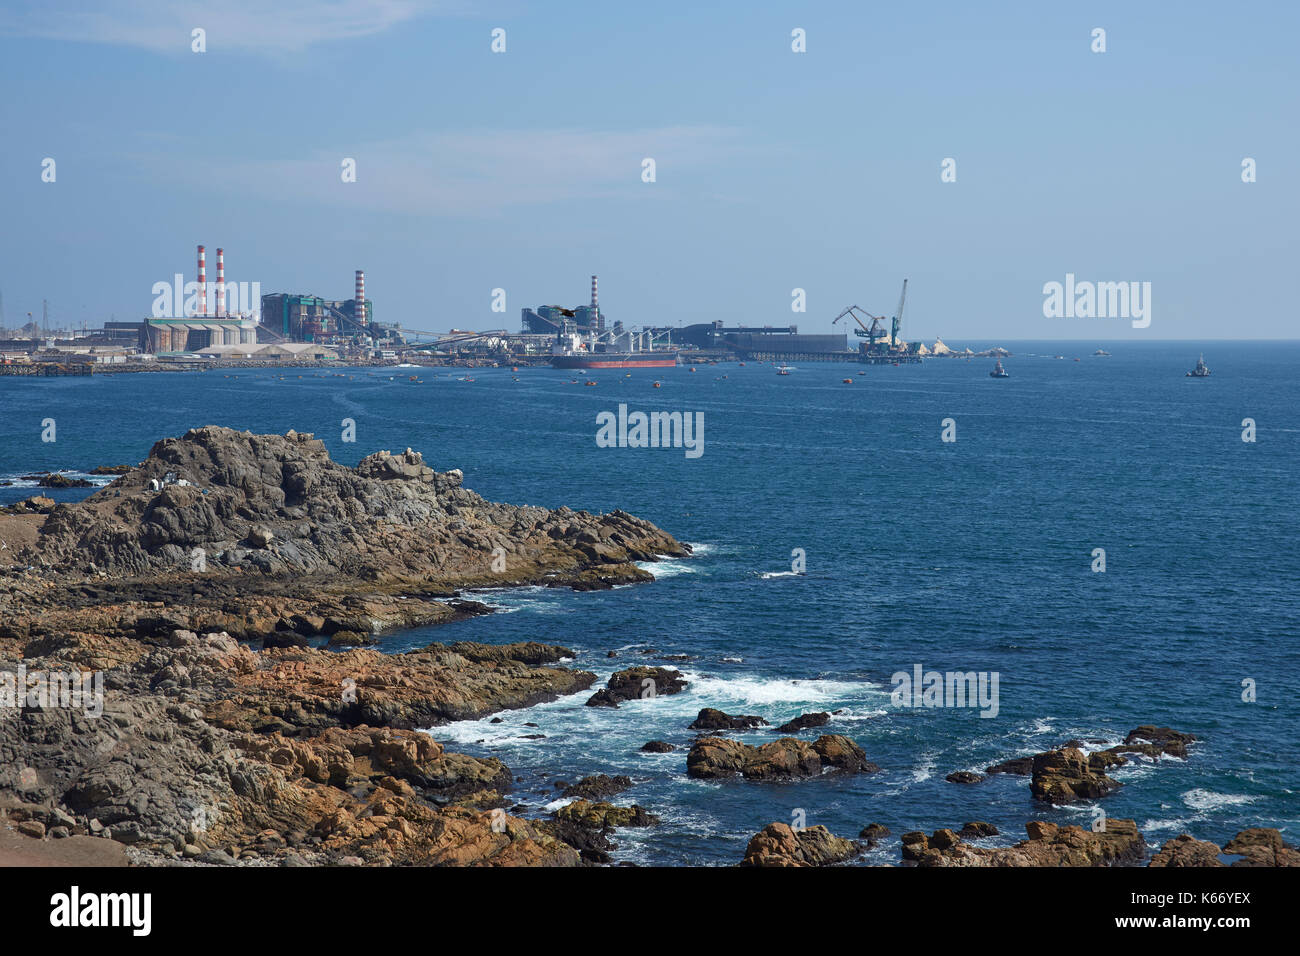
(1, 428, 688, 653)
(983, 727, 1199, 804)
(585, 667, 687, 707)
(1149, 834, 1225, 867)
(858, 823, 890, 846)
(0, 625, 609, 865)
(946, 771, 984, 784)
(203, 639, 597, 734)
(640, 741, 674, 753)
(686, 734, 877, 780)
(1221, 828, 1300, 867)
(739, 823, 860, 867)
(688, 707, 767, 730)
(1149, 828, 1299, 867)
(15, 428, 687, 581)
(775, 712, 829, 733)
(985, 757, 1033, 775)
(0, 429, 694, 867)
(1030, 747, 1122, 803)
(903, 819, 1144, 867)
(560, 775, 632, 800)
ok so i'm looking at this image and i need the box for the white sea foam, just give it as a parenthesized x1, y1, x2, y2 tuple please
(638, 559, 695, 578)
(759, 570, 803, 579)
(681, 673, 874, 707)
(1182, 789, 1256, 811)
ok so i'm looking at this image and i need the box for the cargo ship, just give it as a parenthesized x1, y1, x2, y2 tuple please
(550, 345, 679, 370)
(549, 323, 677, 369)
(539, 276, 679, 369)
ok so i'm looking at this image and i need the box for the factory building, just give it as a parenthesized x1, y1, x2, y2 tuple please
(141, 244, 258, 353)
(261, 272, 372, 342)
(672, 321, 847, 355)
(521, 276, 604, 334)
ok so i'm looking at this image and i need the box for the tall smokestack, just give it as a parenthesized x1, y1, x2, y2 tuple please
(197, 245, 207, 317)
(355, 270, 366, 325)
(590, 275, 598, 309)
(215, 248, 226, 317)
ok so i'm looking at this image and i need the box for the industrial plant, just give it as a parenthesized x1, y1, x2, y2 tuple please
(1, 258, 1004, 375)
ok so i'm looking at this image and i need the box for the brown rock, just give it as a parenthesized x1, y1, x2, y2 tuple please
(739, 823, 858, 867)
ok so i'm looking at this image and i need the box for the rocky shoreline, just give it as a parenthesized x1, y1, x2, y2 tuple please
(0, 427, 1290, 867)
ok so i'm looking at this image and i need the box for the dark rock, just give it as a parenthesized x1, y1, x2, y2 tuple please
(985, 757, 1034, 775)
(775, 712, 829, 733)
(858, 823, 890, 846)
(561, 775, 632, 800)
(640, 740, 674, 753)
(585, 667, 687, 708)
(946, 771, 985, 785)
(688, 707, 767, 731)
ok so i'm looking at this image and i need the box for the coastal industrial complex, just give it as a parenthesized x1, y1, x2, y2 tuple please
(1, 254, 1003, 374)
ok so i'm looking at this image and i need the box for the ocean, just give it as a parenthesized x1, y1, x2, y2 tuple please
(2, 340, 1296, 865)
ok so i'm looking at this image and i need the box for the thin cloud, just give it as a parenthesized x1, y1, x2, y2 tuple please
(127, 126, 750, 215)
(0, 0, 448, 55)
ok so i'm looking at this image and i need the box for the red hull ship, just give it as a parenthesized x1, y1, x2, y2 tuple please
(551, 351, 678, 369)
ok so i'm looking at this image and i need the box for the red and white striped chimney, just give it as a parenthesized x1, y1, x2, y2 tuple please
(590, 275, 598, 309)
(196, 245, 207, 317)
(355, 270, 366, 324)
(215, 247, 226, 317)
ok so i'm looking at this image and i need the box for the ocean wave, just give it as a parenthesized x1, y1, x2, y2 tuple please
(1182, 789, 1256, 811)
(1, 471, 113, 489)
(638, 559, 696, 578)
(681, 673, 878, 707)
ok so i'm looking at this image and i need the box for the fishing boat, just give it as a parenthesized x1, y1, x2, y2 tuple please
(1186, 354, 1211, 377)
(990, 359, 1010, 378)
(776, 365, 791, 376)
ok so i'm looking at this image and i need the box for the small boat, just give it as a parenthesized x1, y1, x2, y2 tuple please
(1093, 349, 1110, 356)
(842, 378, 853, 384)
(776, 365, 791, 376)
(1186, 354, 1211, 377)
(990, 359, 1010, 378)
(652, 381, 662, 388)
(584, 380, 597, 387)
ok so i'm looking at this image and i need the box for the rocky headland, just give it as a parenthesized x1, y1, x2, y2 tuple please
(0, 427, 688, 865)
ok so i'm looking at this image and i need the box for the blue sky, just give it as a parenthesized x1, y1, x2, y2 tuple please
(1, 0, 1296, 341)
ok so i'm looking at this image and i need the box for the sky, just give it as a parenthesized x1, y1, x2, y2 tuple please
(1, 0, 1296, 342)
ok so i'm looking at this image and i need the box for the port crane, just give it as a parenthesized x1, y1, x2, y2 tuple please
(830, 279, 908, 351)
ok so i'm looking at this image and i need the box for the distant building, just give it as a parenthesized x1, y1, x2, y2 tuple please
(261, 293, 371, 342)
(195, 342, 337, 362)
(141, 317, 257, 353)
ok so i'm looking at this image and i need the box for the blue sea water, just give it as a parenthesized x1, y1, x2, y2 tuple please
(2, 341, 1297, 865)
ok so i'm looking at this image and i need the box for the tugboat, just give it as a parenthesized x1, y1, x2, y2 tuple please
(1186, 354, 1211, 378)
(990, 359, 1010, 378)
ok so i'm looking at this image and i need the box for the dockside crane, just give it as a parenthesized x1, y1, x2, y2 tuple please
(890, 279, 907, 349)
(831, 278, 910, 352)
(831, 304, 890, 350)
